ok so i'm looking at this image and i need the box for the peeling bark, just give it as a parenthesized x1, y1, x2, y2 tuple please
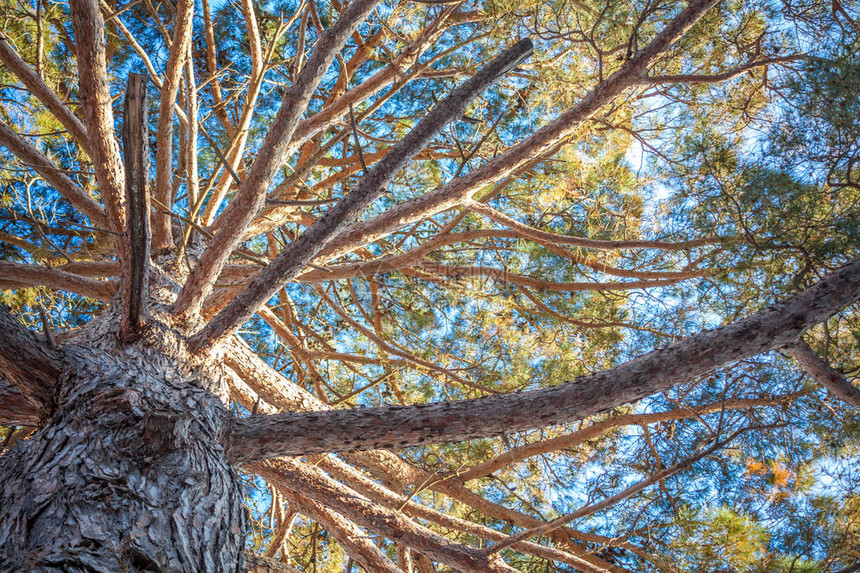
(120, 72, 151, 340)
(0, 333, 245, 571)
(0, 304, 61, 416)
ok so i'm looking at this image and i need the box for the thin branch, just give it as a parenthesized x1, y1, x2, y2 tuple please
(456, 392, 802, 482)
(223, 255, 860, 462)
(466, 201, 724, 251)
(639, 55, 806, 85)
(189, 38, 535, 351)
(485, 429, 747, 553)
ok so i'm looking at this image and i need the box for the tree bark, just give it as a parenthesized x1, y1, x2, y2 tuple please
(0, 330, 246, 571)
(224, 254, 860, 462)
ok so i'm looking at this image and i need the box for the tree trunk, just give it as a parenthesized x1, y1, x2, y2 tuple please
(0, 319, 245, 572)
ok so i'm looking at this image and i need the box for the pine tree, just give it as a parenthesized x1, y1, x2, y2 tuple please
(0, 0, 858, 570)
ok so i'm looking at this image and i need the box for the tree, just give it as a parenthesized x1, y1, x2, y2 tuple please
(0, 0, 858, 570)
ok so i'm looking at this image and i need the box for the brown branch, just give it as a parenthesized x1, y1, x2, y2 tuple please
(787, 340, 860, 408)
(0, 261, 116, 301)
(0, 304, 61, 417)
(223, 255, 860, 462)
(0, 121, 107, 227)
(0, 33, 91, 154)
(317, 455, 627, 573)
(315, 0, 721, 263)
(278, 488, 404, 573)
(189, 38, 535, 351)
(244, 553, 301, 573)
(198, 0, 269, 225)
(222, 335, 609, 563)
(255, 459, 518, 573)
(119, 73, 151, 340)
(467, 201, 724, 251)
(69, 0, 126, 233)
(415, 260, 691, 292)
(201, 0, 232, 134)
(0, 374, 42, 427)
(314, 287, 495, 393)
(152, 0, 194, 251)
(174, 0, 383, 317)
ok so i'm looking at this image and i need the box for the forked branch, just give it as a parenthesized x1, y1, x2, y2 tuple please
(189, 38, 535, 351)
(223, 254, 860, 462)
(310, 0, 721, 264)
(174, 0, 383, 317)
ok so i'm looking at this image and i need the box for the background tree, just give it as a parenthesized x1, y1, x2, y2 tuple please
(0, 0, 858, 571)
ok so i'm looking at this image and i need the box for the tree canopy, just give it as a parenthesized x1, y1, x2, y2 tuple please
(0, 0, 859, 571)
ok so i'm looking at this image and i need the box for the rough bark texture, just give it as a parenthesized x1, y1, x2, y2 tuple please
(120, 73, 151, 340)
(224, 254, 860, 462)
(0, 304, 61, 416)
(0, 319, 246, 571)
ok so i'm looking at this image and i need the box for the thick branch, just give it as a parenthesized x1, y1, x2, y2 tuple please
(317, 455, 625, 572)
(189, 38, 535, 351)
(224, 255, 860, 462)
(221, 334, 605, 559)
(314, 0, 720, 263)
(0, 375, 41, 426)
(119, 73, 151, 339)
(787, 340, 860, 408)
(0, 121, 107, 227)
(255, 459, 518, 573)
(174, 0, 382, 317)
(280, 489, 403, 573)
(0, 33, 91, 154)
(244, 553, 300, 573)
(0, 304, 61, 414)
(69, 0, 126, 233)
(152, 0, 194, 250)
(0, 261, 116, 301)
